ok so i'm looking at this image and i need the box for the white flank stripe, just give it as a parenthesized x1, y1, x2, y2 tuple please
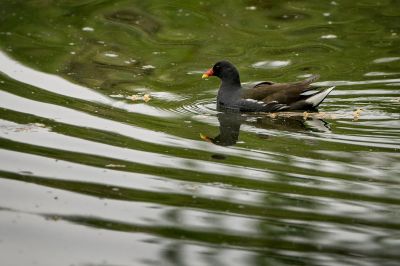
(300, 90, 317, 96)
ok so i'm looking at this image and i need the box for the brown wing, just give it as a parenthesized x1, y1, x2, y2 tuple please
(241, 75, 320, 104)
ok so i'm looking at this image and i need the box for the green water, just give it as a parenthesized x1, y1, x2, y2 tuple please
(0, 1, 400, 265)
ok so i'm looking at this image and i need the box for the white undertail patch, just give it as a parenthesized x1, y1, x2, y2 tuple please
(305, 86, 335, 107)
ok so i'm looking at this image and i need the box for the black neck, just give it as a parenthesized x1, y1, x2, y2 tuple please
(221, 74, 241, 88)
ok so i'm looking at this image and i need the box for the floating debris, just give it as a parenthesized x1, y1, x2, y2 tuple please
(353, 108, 363, 121)
(128, 95, 141, 101)
(269, 113, 278, 118)
(262, 112, 337, 120)
(127, 94, 151, 102)
(303, 111, 309, 120)
(143, 94, 151, 102)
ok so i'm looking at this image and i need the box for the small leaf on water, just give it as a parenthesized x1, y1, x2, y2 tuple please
(128, 95, 140, 101)
(303, 111, 309, 120)
(269, 113, 278, 118)
(143, 94, 151, 102)
(353, 108, 363, 121)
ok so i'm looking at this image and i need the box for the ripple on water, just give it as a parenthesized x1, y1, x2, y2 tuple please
(173, 98, 218, 116)
(1, 1, 400, 265)
(0, 52, 177, 118)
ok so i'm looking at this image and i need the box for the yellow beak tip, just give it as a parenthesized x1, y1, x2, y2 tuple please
(200, 133, 211, 142)
(201, 74, 209, 79)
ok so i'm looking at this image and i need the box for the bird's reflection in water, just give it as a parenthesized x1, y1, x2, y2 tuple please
(202, 112, 245, 146)
(202, 111, 330, 147)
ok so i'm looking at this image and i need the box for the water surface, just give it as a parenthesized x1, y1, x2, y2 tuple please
(0, 1, 400, 266)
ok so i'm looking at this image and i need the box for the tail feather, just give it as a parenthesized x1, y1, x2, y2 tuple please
(305, 86, 335, 107)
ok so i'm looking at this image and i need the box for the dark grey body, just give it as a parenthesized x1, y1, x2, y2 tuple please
(210, 61, 334, 113)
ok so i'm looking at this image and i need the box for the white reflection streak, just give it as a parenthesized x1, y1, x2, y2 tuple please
(0, 51, 298, 163)
(0, 90, 183, 147)
(0, 51, 110, 102)
(0, 210, 166, 266)
(0, 90, 276, 164)
(314, 78, 400, 87)
(0, 178, 167, 227)
(0, 119, 271, 180)
(0, 51, 174, 118)
(0, 149, 264, 205)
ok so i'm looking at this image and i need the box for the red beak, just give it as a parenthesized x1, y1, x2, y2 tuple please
(202, 68, 214, 79)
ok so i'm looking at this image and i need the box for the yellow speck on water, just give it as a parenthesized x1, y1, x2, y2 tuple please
(129, 95, 140, 101)
(260, 111, 338, 120)
(353, 108, 363, 121)
(269, 113, 278, 118)
(303, 111, 309, 120)
(143, 94, 151, 102)
(128, 94, 151, 102)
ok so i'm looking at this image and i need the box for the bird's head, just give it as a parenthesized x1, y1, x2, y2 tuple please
(202, 60, 240, 84)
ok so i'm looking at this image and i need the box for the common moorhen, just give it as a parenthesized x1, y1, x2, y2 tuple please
(202, 60, 334, 112)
